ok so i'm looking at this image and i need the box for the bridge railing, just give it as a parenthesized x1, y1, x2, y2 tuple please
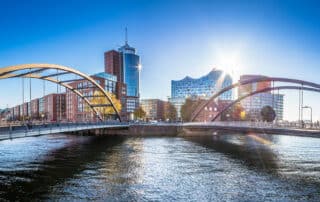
(183, 121, 320, 131)
(0, 121, 127, 140)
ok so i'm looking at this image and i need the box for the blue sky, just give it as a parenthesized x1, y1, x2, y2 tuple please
(1, 0, 320, 121)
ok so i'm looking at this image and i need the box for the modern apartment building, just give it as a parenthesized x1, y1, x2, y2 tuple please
(140, 99, 166, 120)
(238, 75, 284, 121)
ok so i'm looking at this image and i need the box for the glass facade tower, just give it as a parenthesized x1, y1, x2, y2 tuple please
(104, 31, 141, 119)
(119, 47, 140, 97)
(118, 42, 141, 113)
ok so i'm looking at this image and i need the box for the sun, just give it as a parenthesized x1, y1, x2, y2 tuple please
(215, 49, 242, 82)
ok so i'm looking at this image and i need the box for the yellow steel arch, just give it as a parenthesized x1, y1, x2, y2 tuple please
(0, 64, 121, 121)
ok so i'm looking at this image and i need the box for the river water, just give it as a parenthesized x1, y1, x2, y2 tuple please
(0, 132, 319, 201)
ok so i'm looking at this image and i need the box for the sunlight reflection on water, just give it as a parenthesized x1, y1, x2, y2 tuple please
(0, 133, 319, 201)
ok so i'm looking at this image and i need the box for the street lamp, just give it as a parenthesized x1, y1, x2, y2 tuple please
(204, 106, 208, 122)
(302, 106, 312, 126)
(40, 113, 45, 125)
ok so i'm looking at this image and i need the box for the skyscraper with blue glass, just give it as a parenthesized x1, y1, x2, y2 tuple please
(118, 43, 140, 98)
(118, 42, 140, 115)
(104, 31, 141, 120)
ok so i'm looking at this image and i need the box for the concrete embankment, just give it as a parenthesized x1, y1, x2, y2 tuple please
(79, 124, 181, 136)
(180, 124, 320, 138)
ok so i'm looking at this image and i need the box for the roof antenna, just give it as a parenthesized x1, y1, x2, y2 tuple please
(125, 27, 128, 45)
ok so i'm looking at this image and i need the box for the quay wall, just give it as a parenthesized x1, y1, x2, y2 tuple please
(73, 125, 181, 137)
(71, 124, 320, 138)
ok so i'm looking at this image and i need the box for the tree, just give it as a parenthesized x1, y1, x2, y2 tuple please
(89, 91, 122, 120)
(260, 105, 276, 122)
(134, 106, 146, 120)
(232, 103, 246, 121)
(180, 98, 194, 122)
(180, 98, 202, 122)
(164, 102, 177, 121)
(221, 102, 246, 121)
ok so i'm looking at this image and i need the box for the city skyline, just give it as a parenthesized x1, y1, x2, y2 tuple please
(1, 0, 320, 121)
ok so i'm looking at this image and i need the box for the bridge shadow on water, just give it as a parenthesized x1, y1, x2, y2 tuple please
(0, 134, 127, 201)
(185, 131, 280, 174)
(185, 131, 320, 190)
(0, 132, 319, 200)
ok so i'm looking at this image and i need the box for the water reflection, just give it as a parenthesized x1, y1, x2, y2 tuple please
(186, 132, 280, 173)
(186, 131, 320, 186)
(0, 133, 319, 201)
(0, 135, 126, 201)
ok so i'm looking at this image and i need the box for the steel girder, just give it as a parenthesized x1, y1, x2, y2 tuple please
(211, 85, 320, 121)
(191, 76, 320, 122)
(0, 64, 121, 122)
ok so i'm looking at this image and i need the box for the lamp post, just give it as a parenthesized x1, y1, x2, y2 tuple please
(204, 106, 208, 122)
(302, 106, 312, 127)
(41, 113, 45, 124)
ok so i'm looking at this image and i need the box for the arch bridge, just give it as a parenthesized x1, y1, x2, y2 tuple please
(0, 64, 121, 122)
(191, 76, 320, 122)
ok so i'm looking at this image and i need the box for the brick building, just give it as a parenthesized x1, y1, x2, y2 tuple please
(42, 93, 66, 122)
(66, 72, 117, 122)
(30, 98, 39, 119)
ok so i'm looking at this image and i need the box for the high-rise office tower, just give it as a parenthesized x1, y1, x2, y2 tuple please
(104, 29, 141, 120)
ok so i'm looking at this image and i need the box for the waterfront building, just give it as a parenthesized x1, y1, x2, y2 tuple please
(66, 72, 117, 122)
(39, 97, 45, 118)
(13, 106, 20, 120)
(1, 108, 11, 121)
(11, 93, 65, 122)
(42, 93, 66, 122)
(140, 99, 166, 120)
(21, 103, 28, 119)
(171, 69, 233, 100)
(104, 31, 141, 120)
(104, 51, 127, 119)
(238, 75, 284, 121)
(27, 102, 31, 118)
(104, 50, 122, 82)
(168, 97, 186, 119)
(170, 69, 233, 118)
(30, 99, 39, 119)
(193, 99, 233, 122)
(118, 42, 140, 99)
(274, 94, 284, 120)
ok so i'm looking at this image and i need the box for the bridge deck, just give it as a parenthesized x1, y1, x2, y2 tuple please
(0, 123, 128, 141)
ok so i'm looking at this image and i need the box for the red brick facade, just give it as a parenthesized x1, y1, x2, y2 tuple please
(66, 76, 105, 122)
